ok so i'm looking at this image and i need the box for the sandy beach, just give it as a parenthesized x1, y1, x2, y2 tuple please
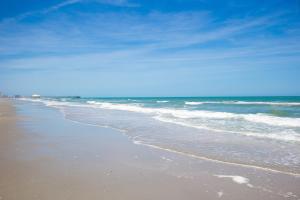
(1, 0, 300, 198)
(0, 98, 300, 200)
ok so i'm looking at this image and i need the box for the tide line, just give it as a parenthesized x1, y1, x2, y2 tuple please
(133, 140, 300, 177)
(40, 102, 300, 178)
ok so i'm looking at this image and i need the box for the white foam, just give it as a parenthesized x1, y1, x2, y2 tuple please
(17, 98, 300, 176)
(202, 101, 300, 106)
(85, 101, 300, 142)
(20, 98, 300, 142)
(215, 175, 253, 187)
(133, 140, 300, 176)
(86, 101, 300, 128)
(20, 98, 85, 108)
(160, 156, 173, 162)
(233, 101, 300, 106)
(87, 101, 236, 118)
(217, 191, 223, 198)
(157, 100, 169, 103)
(185, 101, 203, 105)
(86, 100, 97, 104)
(243, 114, 300, 128)
(154, 115, 300, 142)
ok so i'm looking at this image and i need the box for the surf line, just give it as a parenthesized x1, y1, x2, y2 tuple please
(35, 101, 300, 178)
(133, 140, 300, 177)
(61, 108, 300, 177)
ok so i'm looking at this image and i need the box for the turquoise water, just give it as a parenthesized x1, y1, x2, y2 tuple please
(21, 96, 300, 174)
(52, 96, 300, 115)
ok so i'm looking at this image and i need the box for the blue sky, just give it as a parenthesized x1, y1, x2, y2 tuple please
(0, 0, 300, 96)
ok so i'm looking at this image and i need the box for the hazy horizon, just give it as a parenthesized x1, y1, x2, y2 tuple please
(8, 95, 300, 98)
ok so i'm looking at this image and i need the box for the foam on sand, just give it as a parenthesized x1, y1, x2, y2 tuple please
(133, 139, 300, 177)
(215, 175, 253, 187)
(217, 191, 223, 198)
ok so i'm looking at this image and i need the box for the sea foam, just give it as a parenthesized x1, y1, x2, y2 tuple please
(20, 98, 300, 142)
(201, 101, 300, 106)
(215, 175, 253, 187)
(185, 101, 203, 105)
(86, 101, 300, 128)
(157, 100, 169, 103)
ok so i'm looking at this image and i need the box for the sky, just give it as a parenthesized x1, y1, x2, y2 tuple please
(0, 0, 300, 97)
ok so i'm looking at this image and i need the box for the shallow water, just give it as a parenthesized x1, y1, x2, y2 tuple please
(20, 96, 300, 174)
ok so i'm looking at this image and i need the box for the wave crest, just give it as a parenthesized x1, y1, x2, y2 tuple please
(185, 101, 203, 105)
(86, 101, 300, 128)
(200, 101, 300, 106)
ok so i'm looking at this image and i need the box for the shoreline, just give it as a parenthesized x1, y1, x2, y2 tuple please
(1, 98, 300, 199)
(36, 97, 300, 176)
(62, 108, 300, 177)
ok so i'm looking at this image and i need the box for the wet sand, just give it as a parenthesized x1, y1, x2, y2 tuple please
(0, 98, 299, 200)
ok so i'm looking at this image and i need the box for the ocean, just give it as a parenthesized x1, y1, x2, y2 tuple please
(21, 96, 300, 175)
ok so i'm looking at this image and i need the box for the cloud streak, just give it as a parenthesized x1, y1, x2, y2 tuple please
(0, 0, 137, 24)
(0, 1, 299, 73)
(1, 0, 300, 96)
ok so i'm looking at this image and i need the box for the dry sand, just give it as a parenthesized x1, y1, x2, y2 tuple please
(0, 98, 299, 200)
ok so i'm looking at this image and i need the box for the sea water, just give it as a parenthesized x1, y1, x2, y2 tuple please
(21, 96, 300, 174)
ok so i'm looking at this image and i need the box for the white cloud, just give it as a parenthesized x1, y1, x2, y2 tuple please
(0, 0, 137, 24)
(0, 6, 299, 72)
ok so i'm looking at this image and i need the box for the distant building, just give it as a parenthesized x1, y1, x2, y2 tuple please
(31, 94, 41, 98)
(0, 92, 8, 98)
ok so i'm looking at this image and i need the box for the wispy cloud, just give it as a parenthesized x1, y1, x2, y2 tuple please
(0, 0, 82, 23)
(44, 0, 83, 12)
(0, 2, 299, 74)
(97, 0, 139, 7)
(1, 1, 300, 96)
(0, 0, 137, 24)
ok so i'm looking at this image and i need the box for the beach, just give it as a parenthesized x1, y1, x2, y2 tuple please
(0, 98, 300, 200)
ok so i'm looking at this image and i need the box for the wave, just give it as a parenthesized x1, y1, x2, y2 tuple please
(157, 100, 169, 103)
(154, 115, 300, 142)
(86, 101, 300, 128)
(20, 98, 300, 142)
(185, 101, 203, 105)
(185, 100, 300, 106)
(21, 99, 300, 128)
(199, 101, 300, 106)
(243, 114, 300, 127)
(20, 98, 85, 108)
